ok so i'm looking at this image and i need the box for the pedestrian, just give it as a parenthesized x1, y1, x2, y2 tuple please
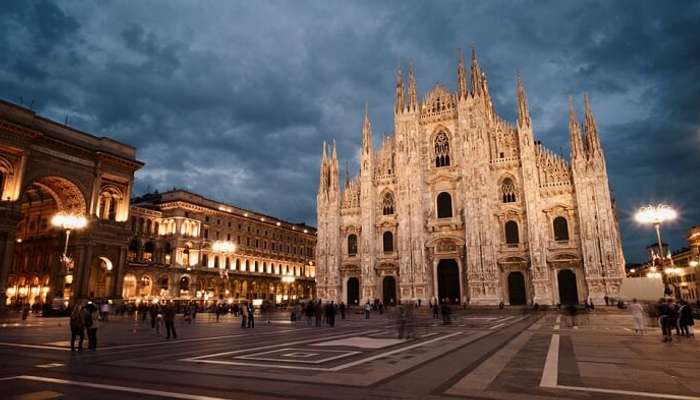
(100, 302, 110, 322)
(241, 303, 248, 328)
(184, 303, 192, 324)
(69, 304, 85, 352)
(658, 298, 675, 343)
(215, 303, 222, 322)
(629, 298, 645, 334)
(149, 304, 158, 330)
(679, 301, 694, 337)
(305, 302, 314, 326)
(326, 301, 337, 327)
(364, 301, 371, 319)
(379, 302, 384, 315)
(84, 302, 99, 351)
(163, 301, 177, 340)
(432, 301, 439, 320)
(315, 300, 323, 327)
(247, 303, 255, 328)
(21, 302, 30, 320)
(417, 299, 422, 308)
(339, 302, 346, 320)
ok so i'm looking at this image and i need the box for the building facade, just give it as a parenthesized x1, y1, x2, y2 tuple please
(124, 190, 316, 304)
(0, 100, 142, 306)
(316, 49, 626, 306)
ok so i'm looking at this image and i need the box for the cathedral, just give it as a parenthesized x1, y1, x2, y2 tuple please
(315, 48, 625, 306)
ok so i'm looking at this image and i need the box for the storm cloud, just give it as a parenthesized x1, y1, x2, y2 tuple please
(1, 1, 699, 262)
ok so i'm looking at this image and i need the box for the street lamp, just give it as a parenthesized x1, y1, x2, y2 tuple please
(51, 212, 88, 260)
(635, 204, 677, 263)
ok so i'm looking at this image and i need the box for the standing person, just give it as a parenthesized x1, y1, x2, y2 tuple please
(305, 302, 314, 326)
(314, 300, 323, 327)
(21, 302, 30, 320)
(630, 298, 645, 335)
(215, 302, 222, 322)
(339, 302, 346, 320)
(432, 301, 439, 320)
(163, 301, 177, 340)
(149, 304, 158, 330)
(69, 304, 85, 352)
(247, 302, 255, 328)
(679, 301, 694, 337)
(240, 303, 248, 328)
(84, 302, 99, 351)
(658, 298, 675, 343)
(364, 301, 371, 319)
(101, 302, 110, 322)
(326, 301, 337, 327)
(379, 302, 384, 315)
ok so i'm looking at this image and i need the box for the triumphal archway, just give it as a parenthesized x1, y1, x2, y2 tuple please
(0, 100, 142, 307)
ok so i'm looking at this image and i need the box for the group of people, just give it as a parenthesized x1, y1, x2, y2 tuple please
(429, 300, 453, 324)
(69, 301, 100, 351)
(655, 298, 695, 342)
(300, 300, 342, 327)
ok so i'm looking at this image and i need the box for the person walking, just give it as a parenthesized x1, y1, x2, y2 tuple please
(305, 302, 314, 326)
(629, 298, 645, 335)
(247, 303, 255, 328)
(164, 301, 177, 340)
(69, 304, 85, 352)
(215, 302, 222, 322)
(240, 303, 248, 328)
(326, 301, 337, 327)
(149, 304, 158, 330)
(84, 302, 99, 351)
(364, 301, 371, 319)
(658, 298, 675, 343)
(679, 301, 694, 337)
(314, 300, 323, 327)
(339, 302, 346, 320)
(432, 301, 439, 320)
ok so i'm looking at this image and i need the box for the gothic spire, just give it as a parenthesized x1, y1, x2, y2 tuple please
(362, 103, 373, 153)
(330, 139, 339, 192)
(583, 94, 601, 157)
(319, 141, 328, 192)
(344, 160, 350, 189)
(457, 48, 467, 100)
(407, 63, 417, 111)
(516, 73, 531, 127)
(568, 96, 584, 160)
(395, 67, 404, 113)
(470, 45, 483, 97)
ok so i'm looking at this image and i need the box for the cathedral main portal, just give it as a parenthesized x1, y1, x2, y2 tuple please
(437, 259, 460, 304)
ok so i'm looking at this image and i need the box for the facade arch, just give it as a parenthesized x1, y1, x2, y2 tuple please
(436, 192, 452, 218)
(505, 220, 519, 244)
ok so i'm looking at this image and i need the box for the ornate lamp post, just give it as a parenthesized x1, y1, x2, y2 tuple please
(635, 204, 677, 294)
(50, 212, 87, 301)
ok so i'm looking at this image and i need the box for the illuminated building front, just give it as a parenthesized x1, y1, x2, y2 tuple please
(125, 190, 316, 304)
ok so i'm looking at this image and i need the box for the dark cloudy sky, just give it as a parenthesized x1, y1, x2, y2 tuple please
(2, 1, 699, 262)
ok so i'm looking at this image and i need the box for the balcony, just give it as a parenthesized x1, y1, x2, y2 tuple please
(500, 242, 526, 252)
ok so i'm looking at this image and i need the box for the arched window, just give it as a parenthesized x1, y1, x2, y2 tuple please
(202, 254, 208, 267)
(225, 257, 231, 269)
(553, 216, 569, 241)
(144, 241, 155, 262)
(505, 221, 519, 244)
(146, 220, 152, 234)
(348, 234, 358, 256)
(254, 261, 259, 272)
(128, 239, 139, 261)
(108, 199, 117, 220)
(214, 256, 220, 269)
(437, 192, 452, 218)
(236, 259, 241, 270)
(383, 231, 394, 253)
(501, 178, 516, 203)
(434, 131, 451, 167)
(382, 192, 395, 215)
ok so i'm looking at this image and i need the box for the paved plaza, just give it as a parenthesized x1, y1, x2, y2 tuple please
(1, 308, 699, 400)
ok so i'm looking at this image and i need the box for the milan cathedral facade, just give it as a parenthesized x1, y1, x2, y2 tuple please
(315, 49, 625, 306)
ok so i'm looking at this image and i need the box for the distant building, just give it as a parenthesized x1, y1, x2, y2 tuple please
(125, 190, 316, 303)
(315, 48, 625, 306)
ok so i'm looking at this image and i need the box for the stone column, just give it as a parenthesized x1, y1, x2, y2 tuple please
(0, 205, 22, 309)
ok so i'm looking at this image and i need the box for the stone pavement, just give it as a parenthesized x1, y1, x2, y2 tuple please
(0, 308, 698, 399)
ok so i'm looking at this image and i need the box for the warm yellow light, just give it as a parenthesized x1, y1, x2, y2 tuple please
(303, 229, 308, 233)
(276, 222, 281, 226)
(630, 268, 636, 273)
(635, 204, 677, 225)
(212, 240, 236, 253)
(690, 260, 699, 268)
(51, 213, 88, 230)
(281, 275, 295, 283)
